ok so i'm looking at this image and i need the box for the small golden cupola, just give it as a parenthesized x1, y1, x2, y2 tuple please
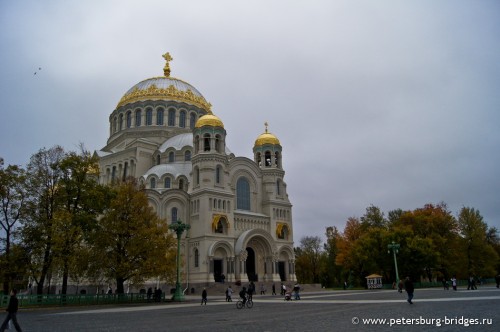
(194, 110, 224, 129)
(254, 122, 281, 147)
(253, 122, 282, 168)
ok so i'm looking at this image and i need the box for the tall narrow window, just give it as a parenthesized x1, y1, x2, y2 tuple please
(150, 178, 156, 189)
(156, 154, 161, 165)
(146, 108, 152, 125)
(265, 151, 272, 167)
(164, 177, 171, 188)
(204, 134, 211, 151)
(190, 113, 197, 129)
(194, 248, 199, 267)
(123, 162, 128, 180)
(236, 177, 251, 210)
(215, 135, 221, 152)
(157, 108, 164, 125)
(168, 109, 175, 126)
(171, 207, 178, 222)
(195, 167, 200, 186)
(276, 180, 281, 195)
(169, 152, 175, 162)
(135, 110, 142, 127)
(126, 111, 132, 128)
(113, 117, 117, 133)
(275, 151, 281, 168)
(179, 179, 184, 190)
(119, 114, 123, 130)
(184, 150, 191, 161)
(215, 165, 221, 184)
(179, 110, 186, 128)
(194, 136, 200, 154)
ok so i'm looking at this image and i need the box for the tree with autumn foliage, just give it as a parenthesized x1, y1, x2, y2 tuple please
(88, 178, 177, 294)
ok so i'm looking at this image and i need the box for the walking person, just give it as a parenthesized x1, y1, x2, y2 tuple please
(272, 283, 276, 296)
(404, 277, 414, 304)
(201, 288, 207, 305)
(0, 289, 22, 332)
(451, 276, 457, 291)
(226, 286, 233, 302)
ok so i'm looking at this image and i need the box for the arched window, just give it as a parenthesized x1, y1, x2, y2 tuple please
(168, 152, 175, 162)
(203, 134, 211, 151)
(184, 150, 191, 161)
(164, 177, 171, 188)
(256, 152, 261, 166)
(275, 151, 281, 168)
(146, 108, 153, 125)
(171, 207, 178, 222)
(157, 108, 164, 125)
(236, 177, 250, 210)
(119, 114, 123, 130)
(168, 109, 175, 126)
(126, 111, 132, 128)
(150, 178, 156, 189)
(190, 112, 197, 129)
(113, 117, 117, 133)
(179, 110, 186, 128)
(156, 154, 161, 165)
(179, 179, 184, 190)
(194, 248, 199, 268)
(265, 151, 272, 167)
(135, 109, 141, 127)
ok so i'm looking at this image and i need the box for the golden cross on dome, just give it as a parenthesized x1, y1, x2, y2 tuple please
(264, 122, 269, 133)
(162, 52, 173, 77)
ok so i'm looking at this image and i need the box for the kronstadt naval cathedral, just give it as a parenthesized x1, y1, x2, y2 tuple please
(96, 53, 295, 286)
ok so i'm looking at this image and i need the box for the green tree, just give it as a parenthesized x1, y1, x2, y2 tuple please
(89, 179, 176, 293)
(21, 146, 66, 294)
(54, 150, 111, 294)
(0, 161, 27, 293)
(457, 207, 499, 277)
(295, 236, 323, 283)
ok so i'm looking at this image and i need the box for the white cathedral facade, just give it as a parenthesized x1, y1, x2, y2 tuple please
(96, 53, 296, 287)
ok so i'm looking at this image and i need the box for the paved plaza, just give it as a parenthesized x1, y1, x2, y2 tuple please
(7, 286, 500, 332)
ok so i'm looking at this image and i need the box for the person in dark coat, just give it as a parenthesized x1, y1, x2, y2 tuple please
(404, 277, 414, 304)
(201, 288, 207, 305)
(0, 289, 22, 332)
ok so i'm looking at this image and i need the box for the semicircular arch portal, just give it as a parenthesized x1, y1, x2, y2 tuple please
(235, 229, 278, 282)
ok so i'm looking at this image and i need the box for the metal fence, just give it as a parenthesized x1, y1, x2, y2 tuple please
(0, 293, 155, 308)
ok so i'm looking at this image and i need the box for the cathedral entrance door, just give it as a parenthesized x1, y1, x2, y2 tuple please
(214, 259, 222, 282)
(246, 247, 257, 281)
(278, 261, 286, 281)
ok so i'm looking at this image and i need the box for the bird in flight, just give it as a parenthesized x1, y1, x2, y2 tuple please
(34, 67, 42, 75)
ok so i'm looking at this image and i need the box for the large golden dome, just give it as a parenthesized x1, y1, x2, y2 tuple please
(195, 111, 224, 128)
(254, 123, 280, 147)
(115, 53, 211, 112)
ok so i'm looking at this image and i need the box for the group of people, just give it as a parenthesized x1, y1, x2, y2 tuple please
(146, 287, 163, 302)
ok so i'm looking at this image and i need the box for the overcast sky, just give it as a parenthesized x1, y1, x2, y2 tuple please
(1, 0, 499, 243)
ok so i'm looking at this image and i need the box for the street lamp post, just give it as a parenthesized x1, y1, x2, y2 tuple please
(169, 219, 191, 302)
(387, 241, 400, 285)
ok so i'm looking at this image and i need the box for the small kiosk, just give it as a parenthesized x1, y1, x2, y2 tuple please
(366, 274, 383, 289)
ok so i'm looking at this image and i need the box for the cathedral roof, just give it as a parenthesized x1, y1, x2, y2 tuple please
(142, 162, 192, 180)
(159, 133, 193, 152)
(115, 53, 211, 111)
